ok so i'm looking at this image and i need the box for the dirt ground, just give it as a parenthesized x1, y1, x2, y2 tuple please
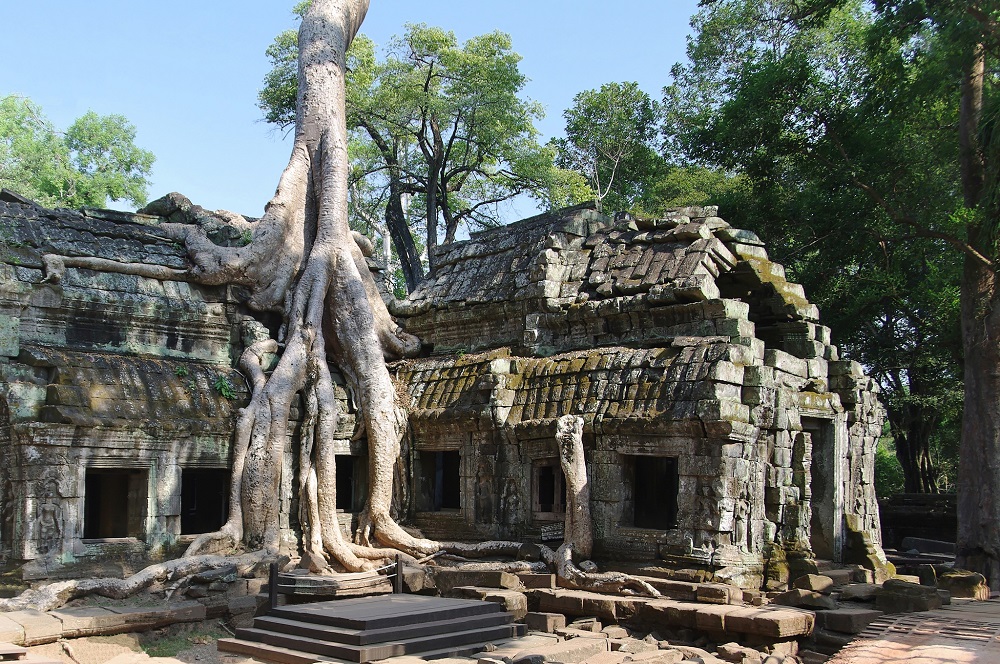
(26, 622, 267, 664)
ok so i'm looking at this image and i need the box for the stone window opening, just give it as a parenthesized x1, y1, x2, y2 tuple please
(180, 468, 230, 535)
(532, 459, 566, 519)
(417, 450, 461, 512)
(623, 455, 679, 530)
(83, 469, 147, 540)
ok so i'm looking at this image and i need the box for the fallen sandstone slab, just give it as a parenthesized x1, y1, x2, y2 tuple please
(531, 589, 814, 640)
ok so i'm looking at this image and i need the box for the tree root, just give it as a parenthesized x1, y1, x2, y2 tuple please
(0, 551, 270, 614)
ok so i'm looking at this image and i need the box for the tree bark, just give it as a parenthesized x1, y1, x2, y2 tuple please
(556, 415, 592, 558)
(954, 40, 1000, 587)
(888, 403, 938, 494)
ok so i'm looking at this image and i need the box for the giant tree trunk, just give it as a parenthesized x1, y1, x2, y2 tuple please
(168, 0, 435, 567)
(956, 255, 1000, 588)
(954, 40, 1000, 588)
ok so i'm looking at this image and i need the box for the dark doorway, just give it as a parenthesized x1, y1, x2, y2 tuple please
(533, 460, 566, 516)
(631, 456, 679, 529)
(804, 417, 842, 561)
(336, 455, 356, 511)
(181, 468, 230, 535)
(84, 469, 147, 539)
(419, 450, 461, 511)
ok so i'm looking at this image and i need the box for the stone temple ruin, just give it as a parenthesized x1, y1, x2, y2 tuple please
(0, 193, 889, 589)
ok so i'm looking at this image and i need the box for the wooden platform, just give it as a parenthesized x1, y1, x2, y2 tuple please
(219, 594, 525, 663)
(831, 598, 1000, 663)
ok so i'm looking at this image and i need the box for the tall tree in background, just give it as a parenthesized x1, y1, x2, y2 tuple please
(261, 14, 558, 287)
(0, 95, 154, 209)
(667, 0, 998, 580)
(553, 81, 664, 213)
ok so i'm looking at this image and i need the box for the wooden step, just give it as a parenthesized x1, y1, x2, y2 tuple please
(218, 637, 347, 664)
(236, 623, 522, 662)
(253, 610, 514, 645)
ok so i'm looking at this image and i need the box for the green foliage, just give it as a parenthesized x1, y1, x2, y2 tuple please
(552, 82, 665, 213)
(875, 439, 906, 498)
(0, 95, 154, 209)
(259, 18, 558, 288)
(173, 366, 189, 378)
(664, 0, 972, 490)
(213, 375, 237, 400)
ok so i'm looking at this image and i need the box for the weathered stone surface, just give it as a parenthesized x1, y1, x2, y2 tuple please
(0, 615, 26, 644)
(4, 610, 62, 645)
(525, 612, 567, 633)
(435, 569, 524, 595)
(772, 589, 838, 611)
(814, 608, 882, 634)
(717, 643, 763, 664)
(622, 651, 684, 664)
(1, 197, 888, 592)
(875, 579, 943, 613)
(838, 584, 879, 602)
(452, 587, 528, 620)
(722, 606, 815, 638)
(512, 636, 609, 664)
(519, 574, 557, 589)
(793, 575, 834, 594)
(937, 570, 990, 600)
(601, 626, 630, 639)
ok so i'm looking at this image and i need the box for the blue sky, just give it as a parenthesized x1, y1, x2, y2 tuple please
(1, 0, 702, 220)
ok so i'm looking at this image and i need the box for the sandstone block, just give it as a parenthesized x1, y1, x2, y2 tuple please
(814, 608, 882, 634)
(622, 651, 684, 664)
(4, 610, 61, 645)
(693, 604, 740, 631)
(875, 579, 942, 613)
(525, 612, 566, 633)
(601, 626, 630, 639)
(614, 638, 657, 654)
(723, 606, 814, 638)
(48, 607, 125, 638)
(772, 589, 837, 610)
(937, 570, 990, 600)
(792, 575, 834, 594)
(837, 583, 878, 602)
(716, 642, 763, 664)
(512, 636, 609, 664)
(0, 615, 25, 644)
(434, 569, 524, 595)
(519, 573, 557, 589)
(585, 653, 629, 664)
(696, 583, 743, 605)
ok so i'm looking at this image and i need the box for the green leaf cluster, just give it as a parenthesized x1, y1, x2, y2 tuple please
(662, 0, 978, 493)
(552, 81, 663, 213)
(0, 95, 154, 209)
(259, 12, 561, 289)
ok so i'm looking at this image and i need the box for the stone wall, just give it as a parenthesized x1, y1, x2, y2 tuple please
(0, 200, 247, 562)
(395, 205, 888, 587)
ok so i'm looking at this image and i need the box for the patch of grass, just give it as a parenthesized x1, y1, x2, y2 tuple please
(139, 621, 230, 658)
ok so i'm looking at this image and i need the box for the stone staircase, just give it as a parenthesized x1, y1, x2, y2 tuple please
(219, 594, 525, 663)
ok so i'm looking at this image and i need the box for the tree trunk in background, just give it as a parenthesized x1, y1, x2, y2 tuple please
(955, 41, 1000, 588)
(888, 404, 938, 494)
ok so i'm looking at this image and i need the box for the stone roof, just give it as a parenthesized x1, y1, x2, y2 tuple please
(398, 204, 823, 358)
(0, 198, 187, 270)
